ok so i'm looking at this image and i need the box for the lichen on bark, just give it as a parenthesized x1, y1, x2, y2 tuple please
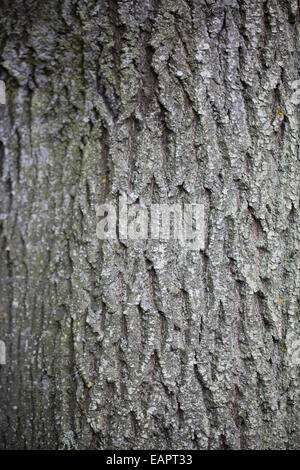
(0, 0, 299, 450)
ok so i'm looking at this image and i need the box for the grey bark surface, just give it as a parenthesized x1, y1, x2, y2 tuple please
(0, 0, 299, 450)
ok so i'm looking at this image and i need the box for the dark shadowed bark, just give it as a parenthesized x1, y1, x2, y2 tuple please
(0, 0, 299, 450)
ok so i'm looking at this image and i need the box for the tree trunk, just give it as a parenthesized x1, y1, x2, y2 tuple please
(0, 0, 299, 450)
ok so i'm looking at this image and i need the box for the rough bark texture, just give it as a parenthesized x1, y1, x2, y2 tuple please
(0, 0, 299, 450)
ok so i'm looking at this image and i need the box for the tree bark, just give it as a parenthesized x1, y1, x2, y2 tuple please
(0, 0, 299, 450)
